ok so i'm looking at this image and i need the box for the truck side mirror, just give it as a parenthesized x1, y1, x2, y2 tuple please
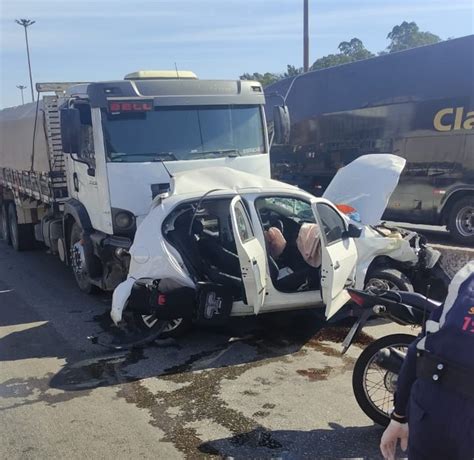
(60, 108, 82, 154)
(273, 105, 291, 145)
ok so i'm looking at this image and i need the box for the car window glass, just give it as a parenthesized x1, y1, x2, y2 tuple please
(234, 201, 254, 243)
(255, 197, 315, 222)
(316, 203, 346, 244)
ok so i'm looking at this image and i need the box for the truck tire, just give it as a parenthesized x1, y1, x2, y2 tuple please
(0, 202, 11, 245)
(364, 268, 414, 293)
(8, 203, 35, 251)
(448, 196, 474, 246)
(70, 222, 98, 294)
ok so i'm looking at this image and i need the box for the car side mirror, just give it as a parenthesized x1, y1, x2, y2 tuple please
(60, 108, 82, 154)
(344, 222, 362, 239)
(273, 105, 290, 145)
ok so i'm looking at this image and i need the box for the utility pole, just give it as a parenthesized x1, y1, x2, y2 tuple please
(303, 0, 309, 72)
(15, 19, 36, 102)
(16, 85, 27, 104)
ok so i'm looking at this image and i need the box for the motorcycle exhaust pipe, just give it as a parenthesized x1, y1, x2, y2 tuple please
(374, 347, 406, 374)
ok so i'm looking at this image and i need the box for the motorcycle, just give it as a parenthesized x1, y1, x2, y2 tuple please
(341, 288, 442, 426)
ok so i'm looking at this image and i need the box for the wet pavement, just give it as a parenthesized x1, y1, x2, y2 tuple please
(0, 242, 411, 459)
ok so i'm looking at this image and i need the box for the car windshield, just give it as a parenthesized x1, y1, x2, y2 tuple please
(102, 105, 265, 162)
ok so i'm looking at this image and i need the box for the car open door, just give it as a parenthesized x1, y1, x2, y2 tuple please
(312, 201, 358, 319)
(229, 196, 267, 314)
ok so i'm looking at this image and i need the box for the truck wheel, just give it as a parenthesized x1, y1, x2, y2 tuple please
(70, 223, 97, 294)
(448, 196, 474, 246)
(0, 203, 11, 245)
(8, 203, 35, 251)
(364, 268, 414, 293)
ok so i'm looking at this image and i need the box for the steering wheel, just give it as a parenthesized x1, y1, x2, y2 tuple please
(269, 218, 284, 235)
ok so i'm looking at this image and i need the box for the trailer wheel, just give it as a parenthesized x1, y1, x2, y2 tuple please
(448, 196, 474, 246)
(0, 202, 11, 245)
(70, 223, 97, 294)
(8, 203, 35, 251)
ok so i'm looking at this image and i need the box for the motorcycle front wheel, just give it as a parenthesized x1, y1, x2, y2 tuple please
(352, 333, 415, 426)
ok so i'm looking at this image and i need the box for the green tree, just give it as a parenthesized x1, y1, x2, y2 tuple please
(311, 37, 374, 70)
(283, 64, 304, 78)
(311, 53, 353, 70)
(240, 72, 281, 86)
(338, 38, 375, 60)
(386, 21, 441, 52)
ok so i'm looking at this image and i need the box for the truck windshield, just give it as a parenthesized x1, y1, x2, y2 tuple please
(102, 105, 265, 162)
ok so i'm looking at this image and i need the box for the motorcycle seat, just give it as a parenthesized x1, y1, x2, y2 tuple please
(385, 291, 442, 313)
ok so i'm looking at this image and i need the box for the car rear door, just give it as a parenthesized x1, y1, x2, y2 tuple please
(312, 201, 358, 319)
(229, 196, 267, 314)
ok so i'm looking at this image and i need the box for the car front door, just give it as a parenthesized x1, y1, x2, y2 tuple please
(229, 196, 268, 314)
(312, 201, 358, 319)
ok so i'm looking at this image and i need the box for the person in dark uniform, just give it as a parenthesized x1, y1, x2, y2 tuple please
(380, 261, 474, 460)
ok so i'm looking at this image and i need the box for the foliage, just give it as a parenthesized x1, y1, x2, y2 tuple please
(241, 22, 442, 85)
(239, 72, 281, 86)
(386, 21, 441, 53)
(311, 37, 374, 70)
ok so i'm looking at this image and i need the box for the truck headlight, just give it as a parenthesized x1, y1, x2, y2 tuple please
(115, 212, 133, 228)
(111, 208, 136, 235)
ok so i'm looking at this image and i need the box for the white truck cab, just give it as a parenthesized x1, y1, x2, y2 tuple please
(0, 71, 289, 293)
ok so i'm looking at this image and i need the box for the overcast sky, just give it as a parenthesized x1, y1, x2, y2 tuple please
(1, 0, 473, 108)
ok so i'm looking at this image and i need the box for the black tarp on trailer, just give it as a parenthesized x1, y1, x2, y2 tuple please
(265, 35, 474, 243)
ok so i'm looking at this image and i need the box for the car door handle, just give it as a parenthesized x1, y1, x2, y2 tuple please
(334, 261, 340, 270)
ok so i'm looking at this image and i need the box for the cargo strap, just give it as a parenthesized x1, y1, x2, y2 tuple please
(416, 352, 474, 400)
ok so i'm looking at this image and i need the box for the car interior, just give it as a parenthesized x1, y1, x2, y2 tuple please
(163, 196, 321, 303)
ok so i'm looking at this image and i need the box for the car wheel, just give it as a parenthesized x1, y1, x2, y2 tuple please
(448, 196, 474, 246)
(70, 222, 98, 294)
(364, 268, 414, 293)
(133, 312, 192, 338)
(0, 202, 11, 245)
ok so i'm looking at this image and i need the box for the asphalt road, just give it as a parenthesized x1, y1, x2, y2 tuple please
(1, 242, 413, 460)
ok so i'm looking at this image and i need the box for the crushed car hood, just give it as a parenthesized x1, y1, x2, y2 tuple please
(323, 154, 406, 226)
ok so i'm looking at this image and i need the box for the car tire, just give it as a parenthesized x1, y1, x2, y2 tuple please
(448, 196, 474, 246)
(0, 202, 11, 245)
(70, 222, 98, 294)
(8, 203, 35, 251)
(364, 268, 414, 293)
(133, 312, 192, 339)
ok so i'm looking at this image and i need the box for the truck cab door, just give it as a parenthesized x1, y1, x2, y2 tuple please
(312, 201, 358, 319)
(229, 196, 267, 314)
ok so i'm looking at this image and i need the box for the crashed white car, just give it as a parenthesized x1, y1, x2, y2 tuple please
(111, 154, 443, 337)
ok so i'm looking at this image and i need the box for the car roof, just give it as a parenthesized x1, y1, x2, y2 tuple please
(169, 166, 300, 197)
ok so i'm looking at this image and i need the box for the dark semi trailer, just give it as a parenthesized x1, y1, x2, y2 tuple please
(265, 35, 474, 245)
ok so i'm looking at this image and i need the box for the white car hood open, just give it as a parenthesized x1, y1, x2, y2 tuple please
(323, 154, 406, 226)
